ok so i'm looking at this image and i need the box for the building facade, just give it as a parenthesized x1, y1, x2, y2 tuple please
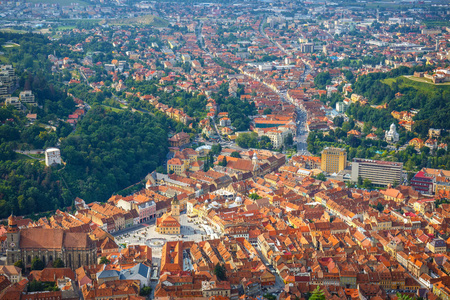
(321, 147, 347, 174)
(351, 158, 403, 186)
(410, 171, 434, 195)
(45, 148, 62, 167)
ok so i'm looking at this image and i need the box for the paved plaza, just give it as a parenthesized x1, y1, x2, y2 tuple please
(114, 213, 220, 260)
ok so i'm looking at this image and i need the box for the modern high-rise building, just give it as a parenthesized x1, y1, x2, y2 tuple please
(321, 147, 347, 174)
(351, 158, 403, 186)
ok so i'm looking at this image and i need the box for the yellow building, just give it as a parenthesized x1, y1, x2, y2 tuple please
(156, 198, 181, 235)
(167, 158, 185, 175)
(321, 147, 347, 174)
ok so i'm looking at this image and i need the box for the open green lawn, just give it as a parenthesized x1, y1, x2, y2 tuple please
(422, 20, 450, 27)
(56, 25, 77, 31)
(101, 105, 123, 113)
(0, 28, 26, 34)
(28, 153, 45, 159)
(404, 75, 450, 86)
(27, 0, 90, 6)
(382, 75, 450, 94)
(0, 55, 9, 64)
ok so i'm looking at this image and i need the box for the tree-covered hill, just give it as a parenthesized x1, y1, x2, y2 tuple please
(59, 106, 169, 203)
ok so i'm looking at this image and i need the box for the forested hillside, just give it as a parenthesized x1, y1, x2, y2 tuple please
(59, 107, 168, 203)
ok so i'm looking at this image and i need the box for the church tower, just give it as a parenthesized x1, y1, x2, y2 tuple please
(6, 214, 21, 265)
(171, 196, 180, 222)
(252, 152, 260, 174)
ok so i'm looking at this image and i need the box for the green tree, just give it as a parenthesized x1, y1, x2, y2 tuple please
(284, 133, 294, 146)
(362, 178, 372, 189)
(214, 263, 226, 281)
(249, 192, 261, 200)
(211, 144, 222, 155)
(264, 294, 276, 300)
(31, 257, 45, 270)
(52, 258, 64, 268)
(333, 116, 344, 127)
(396, 293, 413, 300)
(314, 72, 331, 89)
(230, 151, 241, 158)
(357, 176, 363, 186)
(140, 285, 152, 296)
(310, 286, 325, 300)
(14, 260, 24, 270)
(220, 156, 227, 167)
(376, 202, 384, 212)
(100, 256, 110, 265)
(263, 108, 272, 115)
(315, 173, 327, 181)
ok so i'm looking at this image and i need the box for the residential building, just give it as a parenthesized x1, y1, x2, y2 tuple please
(19, 90, 36, 105)
(0, 266, 22, 283)
(410, 171, 434, 194)
(5, 97, 21, 109)
(427, 239, 447, 254)
(168, 131, 190, 148)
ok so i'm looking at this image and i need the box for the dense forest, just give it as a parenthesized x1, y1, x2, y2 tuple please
(59, 107, 168, 203)
(0, 32, 172, 216)
(0, 101, 72, 218)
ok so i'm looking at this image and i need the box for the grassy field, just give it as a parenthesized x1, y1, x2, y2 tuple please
(0, 28, 26, 34)
(0, 55, 9, 64)
(102, 105, 123, 113)
(382, 76, 450, 94)
(404, 75, 450, 86)
(26, 0, 90, 6)
(422, 20, 450, 27)
(108, 14, 170, 27)
(56, 25, 77, 31)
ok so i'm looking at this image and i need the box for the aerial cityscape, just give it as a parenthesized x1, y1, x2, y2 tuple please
(0, 0, 449, 299)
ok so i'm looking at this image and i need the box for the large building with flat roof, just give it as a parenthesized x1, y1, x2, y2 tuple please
(351, 158, 403, 186)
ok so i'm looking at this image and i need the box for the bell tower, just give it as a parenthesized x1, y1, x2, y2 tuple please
(171, 196, 180, 222)
(6, 214, 21, 265)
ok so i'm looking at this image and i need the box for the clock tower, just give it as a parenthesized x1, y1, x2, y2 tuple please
(6, 214, 20, 264)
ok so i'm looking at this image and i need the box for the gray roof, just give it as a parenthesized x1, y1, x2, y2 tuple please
(96, 269, 120, 279)
(120, 263, 150, 280)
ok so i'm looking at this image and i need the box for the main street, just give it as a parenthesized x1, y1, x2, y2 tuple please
(258, 15, 311, 155)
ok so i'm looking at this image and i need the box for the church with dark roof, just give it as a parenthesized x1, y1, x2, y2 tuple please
(6, 215, 97, 270)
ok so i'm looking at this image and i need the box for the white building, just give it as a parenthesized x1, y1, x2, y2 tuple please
(385, 123, 399, 143)
(19, 90, 36, 105)
(5, 97, 21, 109)
(263, 127, 293, 149)
(45, 148, 62, 166)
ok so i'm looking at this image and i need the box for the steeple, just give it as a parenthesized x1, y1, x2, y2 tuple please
(7, 213, 18, 232)
(252, 152, 259, 172)
(171, 194, 180, 222)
